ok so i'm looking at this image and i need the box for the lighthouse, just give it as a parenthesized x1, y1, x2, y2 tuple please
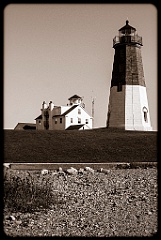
(107, 20, 152, 131)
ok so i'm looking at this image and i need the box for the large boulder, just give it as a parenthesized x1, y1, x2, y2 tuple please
(84, 166, 94, 174)
(3, 163, 11, 168)
(66, 167, 78, 175)
(78, 168, 84, 174)
(100, 168, 110, 174)
(41, 169, 49, 175)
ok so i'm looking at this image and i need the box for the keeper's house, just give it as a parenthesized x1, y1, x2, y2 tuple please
(35, 95, 93, 130)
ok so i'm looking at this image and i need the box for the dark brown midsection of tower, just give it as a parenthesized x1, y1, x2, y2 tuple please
(111, 44, 146, 88)
(111, 45, 126, 88)
(126, 45, 146, 86)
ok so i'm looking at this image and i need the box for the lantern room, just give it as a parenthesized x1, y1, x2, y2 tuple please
(113, 20, 143, 47)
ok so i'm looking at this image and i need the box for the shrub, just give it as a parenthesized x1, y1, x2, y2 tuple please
(4, 169, 59, 212)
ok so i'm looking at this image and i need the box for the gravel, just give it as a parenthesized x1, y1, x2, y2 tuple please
(3, 167, 158, 237)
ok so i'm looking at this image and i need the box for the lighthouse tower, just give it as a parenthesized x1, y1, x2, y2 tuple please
(107, 20, 152, 131)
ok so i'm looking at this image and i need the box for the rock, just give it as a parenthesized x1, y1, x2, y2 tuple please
(3, 163, 10, 168)
(57, 167, 67, 180)
(9, 215, 16, 221)
(58, 167, 63, 172)
(41, 169, 49, 175)
(148, 211, 152, 215)
(66, 167, 78, 175)
(100, 168, 110, 174)
(15, 220, 22, 225)
(84, 167, 94, 174)
(51, 171, 58, 176)
(78, 168, 84, 174)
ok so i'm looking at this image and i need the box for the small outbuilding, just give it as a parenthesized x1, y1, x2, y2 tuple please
(14, 123, 36, 130)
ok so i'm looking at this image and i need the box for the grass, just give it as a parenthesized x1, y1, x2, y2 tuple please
(4, 169, 57, 212)
(4, 128, 157, 163)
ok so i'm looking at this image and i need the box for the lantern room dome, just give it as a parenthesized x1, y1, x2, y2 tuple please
(119, 20, 136, 32)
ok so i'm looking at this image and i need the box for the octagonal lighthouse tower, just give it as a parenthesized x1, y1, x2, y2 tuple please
(107, 20, 152, 131)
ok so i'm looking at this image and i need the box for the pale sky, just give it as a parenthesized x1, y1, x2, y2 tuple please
(4, 4, 157, 130)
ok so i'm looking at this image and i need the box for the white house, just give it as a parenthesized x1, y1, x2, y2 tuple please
(35, 95, 93, 130)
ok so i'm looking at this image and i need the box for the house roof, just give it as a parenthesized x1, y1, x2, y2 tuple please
(52, 105, 78, 118)
(52, 104, 92, 118)
(61, 105, 78, 116)
(68, 94, 81, 100)
(36, 103, 92, 120)
(35, 114, 42, 120)
(66, 124, 85, 130)
(23, 125, 36, 130)
(14, 123, 36, 130)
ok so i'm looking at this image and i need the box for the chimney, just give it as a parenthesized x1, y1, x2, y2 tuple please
(49, 101, 54, 111)
(42, 101, 47, 110)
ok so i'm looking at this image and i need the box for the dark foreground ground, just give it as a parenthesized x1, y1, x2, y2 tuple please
(4, 128, 157, 163)
(3, 167, 158, 237)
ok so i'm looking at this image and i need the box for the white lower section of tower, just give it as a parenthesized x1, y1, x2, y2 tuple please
(107, 85, 152, 131)
(125, 85, 152, 130)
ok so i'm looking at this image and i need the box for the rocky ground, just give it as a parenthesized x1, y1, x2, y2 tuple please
(3, 167, 158, 237)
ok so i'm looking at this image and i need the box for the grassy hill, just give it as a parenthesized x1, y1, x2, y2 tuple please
(4, 128, 157, 163)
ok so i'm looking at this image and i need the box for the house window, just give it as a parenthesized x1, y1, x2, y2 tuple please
(55, 118, 57, 124)
(60, 118, 62, 124)
(117, 83, 122, 92)
(71, 118, 73, 123)
(78, 118, 81, 124)
(38, 120, 41, 125)
(78, 109, 81, 114)
(85, 119, 89, 124)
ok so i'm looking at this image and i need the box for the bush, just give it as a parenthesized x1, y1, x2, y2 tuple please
(4, 169, 59, 212)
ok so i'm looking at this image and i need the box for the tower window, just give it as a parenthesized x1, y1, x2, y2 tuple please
(142, 107, 148, 123)
(71, 118, 73, 123)
(117, 83, 122, 92)
(60, 118, 62, 124)
(144, 112, 148, 122)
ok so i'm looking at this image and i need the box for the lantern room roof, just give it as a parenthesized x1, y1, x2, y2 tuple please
(68, 94, 82, 100)
(119, 20, 136, 32)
